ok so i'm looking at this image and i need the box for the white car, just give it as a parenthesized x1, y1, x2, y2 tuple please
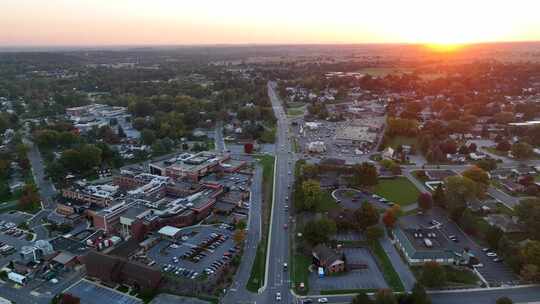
(318, 298, 328, 303)
(486, 252, 497, 257)
(276, 292, 282, 301)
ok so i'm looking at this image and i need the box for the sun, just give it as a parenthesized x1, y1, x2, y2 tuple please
(425, 43, 466, 53)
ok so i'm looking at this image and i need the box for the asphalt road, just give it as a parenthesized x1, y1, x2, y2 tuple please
(23, 138, 57, 209)
(259, 81, 296, 304)
(215, 121, 226, 153)
(23, 138, 58, 240)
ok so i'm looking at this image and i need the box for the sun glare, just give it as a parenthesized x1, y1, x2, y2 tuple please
(425, 43, 465, 53)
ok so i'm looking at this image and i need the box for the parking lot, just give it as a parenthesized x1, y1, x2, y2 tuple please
(201, 172, 251, 191)
(148, 226, 237, 281)
(65, 279, 142, 304)
(0, 214, 34, 266)
(401, 208, 519, 286)
(294, 117, 383, 160)
(332, 188, 391, 210)
(309, 247, 388, 292)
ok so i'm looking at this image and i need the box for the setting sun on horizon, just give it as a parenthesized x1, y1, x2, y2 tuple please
(1, 0, 540, 46)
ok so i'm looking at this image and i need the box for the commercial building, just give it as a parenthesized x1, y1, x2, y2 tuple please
(393, 226, 456, 265)
(312, 244, 345, 274)
(149, 152, 235, 181)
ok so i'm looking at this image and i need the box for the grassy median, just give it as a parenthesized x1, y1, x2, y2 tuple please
(246, 155, 275, 292)
(369, 241, 405, 292)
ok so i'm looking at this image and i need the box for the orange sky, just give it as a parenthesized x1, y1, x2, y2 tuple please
(2, 0, 540, 46)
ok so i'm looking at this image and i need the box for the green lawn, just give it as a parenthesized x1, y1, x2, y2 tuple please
(443, 266, 479, 285)
(247, 243, 267, 292)
(318, 191, 339, 212)
(320, 289, 377, 295)
(247, 155, 275, 292)
(535, 175, 540, 182)
(374, 177, 420, 206)
(385, 136, 418, 149)
(291, 254, 311, 295)
(369, 241, 404, 292)
(412, 266, 478, 287)
(287, 107, 305, 117)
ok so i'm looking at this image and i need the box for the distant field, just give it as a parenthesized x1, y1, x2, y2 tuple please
(357, 67, 412, 77)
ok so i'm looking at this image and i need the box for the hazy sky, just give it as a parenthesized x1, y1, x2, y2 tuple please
(2, 0, 540, 46)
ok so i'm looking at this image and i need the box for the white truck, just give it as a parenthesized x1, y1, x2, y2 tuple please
(7, 272, 27, 285)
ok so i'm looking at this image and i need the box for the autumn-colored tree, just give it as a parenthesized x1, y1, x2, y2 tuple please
(382, 209, 397, 228)
(233, 229, 246, 245)
(418, 192, 433, 211)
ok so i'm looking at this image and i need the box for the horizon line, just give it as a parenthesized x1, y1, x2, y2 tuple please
(1, 40, 540, 51)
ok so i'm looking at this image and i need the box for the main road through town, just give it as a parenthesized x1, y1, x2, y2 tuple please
(260, 81, 296, 303)
(223, 82, 540, 304)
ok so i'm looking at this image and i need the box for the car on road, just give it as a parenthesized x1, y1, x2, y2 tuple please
(276, 292, 281, 301)
(486, 252, 497, 257)
(318, 298, 328, 303)
(493, 258, 504, 263)
(283, 224, 288, 229)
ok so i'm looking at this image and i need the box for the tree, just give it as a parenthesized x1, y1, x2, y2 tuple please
(301, 179, 324, 211)
(79, 144, 102, 171)
(411, 283, 431, 304)
(418, 192, 433, 211)
(522, 241, 540, 270)
(420, 261, 446, 288)
(18, 183, 40, 211)
(511, 142, 534, 159)
(432, 184, 447, 208)
(354, 202, 380, 231)
(352, 292, 374, 304)
(141, 129, 156, 145)
(515, 199, 540, 240)
(496, 141, 511, 152)
(475, 158, 497, 171)
(521, 264, 540, 282)
(462, 166, 490, 185)
(302, 218, 337, 245)
(365, 225, 384, 242)
(445, 176, 477, 220)
(354, 162, 378, 187)
(382, 209, 397, 228)
(233, 229, 246, 245)
(486, 225, 503, 249)
(374, 289, 397, 304)
(59, 293, 81, 304)
(494, 111, 514, 124)
(496, 297, 513, 304)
